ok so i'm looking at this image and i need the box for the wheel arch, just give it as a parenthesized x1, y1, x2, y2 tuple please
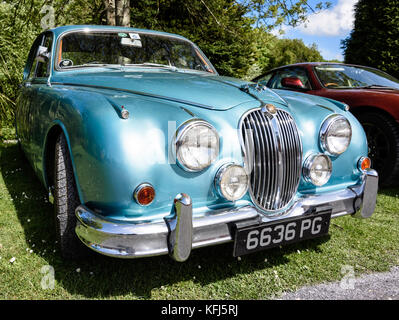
(351, 105, 399, 186)
(350, 105, 398, 123)
(42, 120, 83, 203)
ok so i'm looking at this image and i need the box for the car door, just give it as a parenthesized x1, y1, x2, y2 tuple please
(29, 32, 54, 172)
(17, 34, 44, 156)
(17, 32, 53, 169)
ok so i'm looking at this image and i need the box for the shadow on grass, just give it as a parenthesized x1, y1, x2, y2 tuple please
(0, 142, 330, 299)
(377, 186, 399, 197)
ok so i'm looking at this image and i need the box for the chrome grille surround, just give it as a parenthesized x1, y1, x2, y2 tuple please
(239, 107, 303, 213)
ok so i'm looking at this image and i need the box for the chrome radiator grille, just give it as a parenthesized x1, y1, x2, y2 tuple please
(240, 108, 302, 211)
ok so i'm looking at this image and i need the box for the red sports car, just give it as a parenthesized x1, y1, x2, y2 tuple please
(253, 62, 399, 186)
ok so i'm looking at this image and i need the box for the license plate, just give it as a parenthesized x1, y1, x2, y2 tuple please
(233, 211, 331, 257)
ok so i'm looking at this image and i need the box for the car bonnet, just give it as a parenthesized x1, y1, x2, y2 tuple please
(51, 70, 285, 110)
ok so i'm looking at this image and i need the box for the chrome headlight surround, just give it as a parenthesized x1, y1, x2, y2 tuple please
(175, 119, 220, 172)
(320, 115, 352, 156)
(303, 154, 332, 186)
(214, 163, 249, 201)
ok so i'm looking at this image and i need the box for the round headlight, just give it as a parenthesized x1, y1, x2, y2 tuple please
(215, 164, 249, 201)
(320, 115, 352, 155)
(175, 120, 219, 172)
(303, 154, 332, 186)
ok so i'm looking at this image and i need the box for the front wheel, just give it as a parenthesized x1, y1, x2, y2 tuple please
(357, 112, 399, 187)
(54, 133, 89, 259)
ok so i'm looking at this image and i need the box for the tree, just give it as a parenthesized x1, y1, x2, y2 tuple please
(268, 38, 323, 69)
(246, 34, 324, 79)
(241, 0, 331, 29)
(103, 0, 130, 26)
(0, 0, 45, 124)
(0, 0, 104, 125)
(342, 0, 399, 79)
(128, 0, 327, 77)
(130, 0, 258, 77)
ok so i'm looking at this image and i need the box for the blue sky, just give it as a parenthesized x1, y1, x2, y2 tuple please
(274, 0, 357, 61)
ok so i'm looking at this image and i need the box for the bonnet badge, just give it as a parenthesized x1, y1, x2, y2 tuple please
(262, 103, 277, 114)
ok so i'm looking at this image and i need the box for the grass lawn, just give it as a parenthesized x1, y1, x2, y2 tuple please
(0, 138, 398, 300)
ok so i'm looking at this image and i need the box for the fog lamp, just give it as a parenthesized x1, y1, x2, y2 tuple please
(303, 154, 332, 186)
(215, 164, 249, 201)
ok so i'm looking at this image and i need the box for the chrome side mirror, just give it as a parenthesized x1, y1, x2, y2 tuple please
(36, 45, 50, 63)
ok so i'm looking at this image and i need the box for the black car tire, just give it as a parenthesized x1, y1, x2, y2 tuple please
(54, 133, 89, 259)
(357, 112, 399, 187)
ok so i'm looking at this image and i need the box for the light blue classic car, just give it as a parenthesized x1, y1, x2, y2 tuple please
(16, 25, 378, 261)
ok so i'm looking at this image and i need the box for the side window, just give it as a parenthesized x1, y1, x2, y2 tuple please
(269, 67, 311, 90)
(35, 34, 53, 78)
(28, 58, 39, 80)
(25, 36, 43, 80)
(28, 33, 53, 79)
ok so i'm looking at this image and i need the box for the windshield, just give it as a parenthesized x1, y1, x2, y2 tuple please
(314, 64, 399, 89)
(56, 31, 216, 73)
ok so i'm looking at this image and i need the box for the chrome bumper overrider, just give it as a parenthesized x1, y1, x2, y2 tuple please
(75, 169, 378, 261)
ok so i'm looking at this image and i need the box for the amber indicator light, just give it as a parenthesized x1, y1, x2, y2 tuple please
(134, 184, 155, 206)
(360, 157, 371, 171)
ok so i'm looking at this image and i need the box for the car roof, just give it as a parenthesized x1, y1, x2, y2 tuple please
(252, 62, 388, 81)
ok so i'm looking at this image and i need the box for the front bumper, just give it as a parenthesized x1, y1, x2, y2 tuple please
(75, 169, 378, 261)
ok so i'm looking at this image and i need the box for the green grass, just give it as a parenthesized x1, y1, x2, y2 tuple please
(0, 140, 399, 300)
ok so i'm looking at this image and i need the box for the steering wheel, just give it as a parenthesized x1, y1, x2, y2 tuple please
(324, 82, 339, 87)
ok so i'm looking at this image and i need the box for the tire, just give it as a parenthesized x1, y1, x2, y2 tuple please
(357, 112, 399, 187)
(54, 133, 88, 259)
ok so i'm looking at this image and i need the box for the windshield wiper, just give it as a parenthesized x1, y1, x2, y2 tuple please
(62, 63, 124, 70)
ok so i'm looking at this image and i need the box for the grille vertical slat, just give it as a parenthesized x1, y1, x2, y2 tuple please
(260, 112, 273, 208)
(260, 112, 275, 208)
(241, 109, 302, 212)
(277, 112, 288, 204)
(254, 112, 269, 206)
(253, 112, 266, 203)
(249, 114, 262, 198)
(279, 112, 293, 205)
